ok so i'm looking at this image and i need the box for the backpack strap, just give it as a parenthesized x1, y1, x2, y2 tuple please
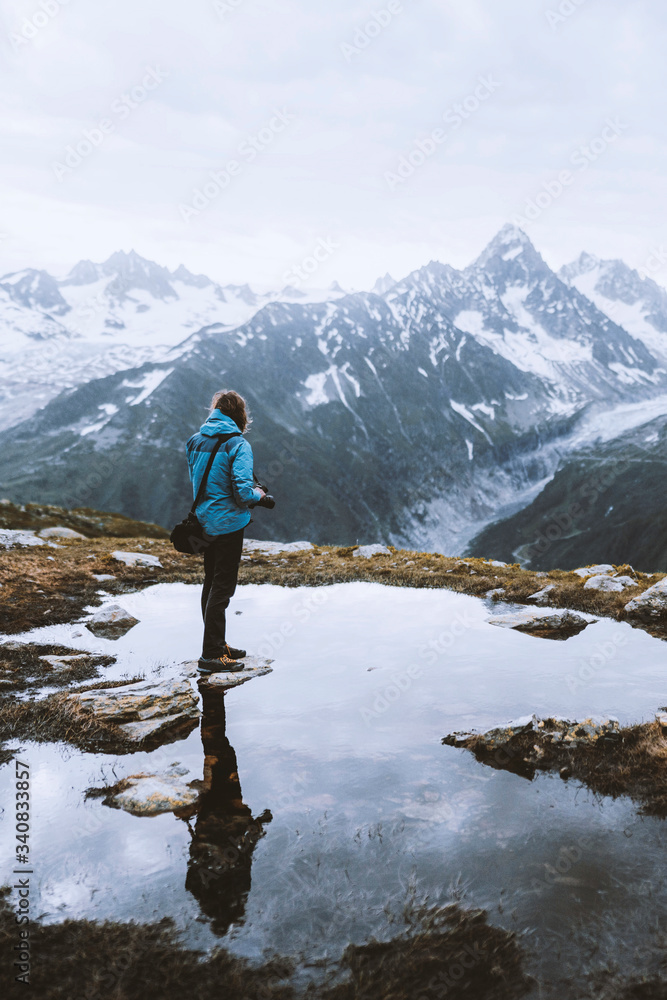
(191, 433, 241, 514)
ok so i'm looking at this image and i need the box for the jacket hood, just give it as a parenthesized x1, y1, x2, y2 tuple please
(199, 410, 242, 437)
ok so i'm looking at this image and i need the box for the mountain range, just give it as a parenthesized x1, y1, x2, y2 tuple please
(2, 225, 667, 565)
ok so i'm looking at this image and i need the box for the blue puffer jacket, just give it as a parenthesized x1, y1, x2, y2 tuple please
(186, 411, 263, 537)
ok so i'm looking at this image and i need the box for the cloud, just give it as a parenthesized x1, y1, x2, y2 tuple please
(1, 0, 667, 288)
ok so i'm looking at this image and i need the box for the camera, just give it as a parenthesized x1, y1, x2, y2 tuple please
(250, 481, 276, 510)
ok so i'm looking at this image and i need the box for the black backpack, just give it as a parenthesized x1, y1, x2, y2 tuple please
(170, 432, 240, 555)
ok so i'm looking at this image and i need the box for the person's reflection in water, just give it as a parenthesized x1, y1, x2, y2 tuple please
(185, 684, 272, 936)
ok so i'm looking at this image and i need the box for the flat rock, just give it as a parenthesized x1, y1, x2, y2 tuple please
(39, 526, 87, 540)
(111, 550, 163, 568)
(353, 544, 391, 558)
(583, 574, 626, 592)
(625, 576, 667, 621)
(488, 608, 593, 640)
(527, 584, 555, 603)
(0, 529, 44, 549)
(39, 653, 92, 669)
(444, 714, 621, 751)
(85, 603, 139, 639)
(70, 677, 200, 744)
(485, 587, 505, 598)
(573, 564, 615, 579)
(100, 764, 201, 817)
(184, 655, 274, 690)
(92, 573, 116, 582)
(243, 539, 314, 554)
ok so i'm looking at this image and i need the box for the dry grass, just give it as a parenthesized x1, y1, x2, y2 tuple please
(0, 642, 114, 693)
(449, 717, 667, 818)
(0, 690, 128, 750)
(0, 536, 663, 637)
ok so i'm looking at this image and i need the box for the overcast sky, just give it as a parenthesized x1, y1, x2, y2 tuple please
(1, 0, 666, 290)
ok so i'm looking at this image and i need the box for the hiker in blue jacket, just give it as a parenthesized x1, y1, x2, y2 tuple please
(186, 390, 265, 675)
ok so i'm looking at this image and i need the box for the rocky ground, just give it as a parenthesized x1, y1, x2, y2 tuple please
(2, 505, 667, 997)
(1, 504, 665, 638)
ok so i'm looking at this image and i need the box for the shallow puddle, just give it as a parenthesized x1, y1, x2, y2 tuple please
(1, 582, 666, 993)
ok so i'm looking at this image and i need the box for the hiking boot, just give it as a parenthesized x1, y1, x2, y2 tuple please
(224, 642, 246, 659)
(198, 654, 245, 675)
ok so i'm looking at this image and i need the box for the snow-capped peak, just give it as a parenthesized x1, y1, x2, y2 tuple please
(372, 273, 396, 295)
(471, 224, 541, 270)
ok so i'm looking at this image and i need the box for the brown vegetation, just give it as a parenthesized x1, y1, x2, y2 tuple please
(448, 717, 667, 818)
(0, 690, 127, 750)
(0, 532, 663, 636)
(0, 892, 531, 1000)
(0, 642, 114, 692)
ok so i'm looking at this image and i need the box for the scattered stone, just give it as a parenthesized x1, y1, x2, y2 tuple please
(243, 539, 314, 554)
(39, 526, 87, 540)
(353, 544, 391, 558)
(92, 574, 116, 582)
(573, 564, 615, 579)
(527, 584, 555, 603)
(624, 577, 667, 621)
(613, 576, 638, 588)
(489, 560, 507, 567)
(183, 655, 274, 691)
(487, 608, 593, 640)
(69, 677, 200, 745)
(84, 604, 140, 639)
(486, 588, 505, 599)
(583, 575, 626, 593)
(655, 712, 667, 734)
(0, 529, 43, 549)
(93, 764, 201, 817)
(111, 550, 163, 568)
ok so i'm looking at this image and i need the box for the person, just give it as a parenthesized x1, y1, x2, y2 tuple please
(186, 389, 265, 675)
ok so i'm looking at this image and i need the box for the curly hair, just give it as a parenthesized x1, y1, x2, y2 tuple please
(209, 389, 251, 432)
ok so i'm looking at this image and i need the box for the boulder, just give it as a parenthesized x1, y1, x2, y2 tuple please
(39, 526, 87, 540)
(444, 714, 621, 752)
(70, 677, 200, 744)
(353, 544, 391, 558)
(624, 576, 667, 621)
(573, 564, 615, 579)
(243, 539, 313, 554)
(485, 587, 505, 598)
(96, 764, 201, 817)
(111, 550, 163, 568)
(583, 575, 625, 593)
(488, 608, 593, 640)
(184, 655, 274, 691)
(85, 604, 139, 639)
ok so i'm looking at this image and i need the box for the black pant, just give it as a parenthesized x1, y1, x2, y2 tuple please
(201, 527, 245, 658)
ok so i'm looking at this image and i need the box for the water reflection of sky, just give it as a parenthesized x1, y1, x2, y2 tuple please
(1, 582, 666, 991)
